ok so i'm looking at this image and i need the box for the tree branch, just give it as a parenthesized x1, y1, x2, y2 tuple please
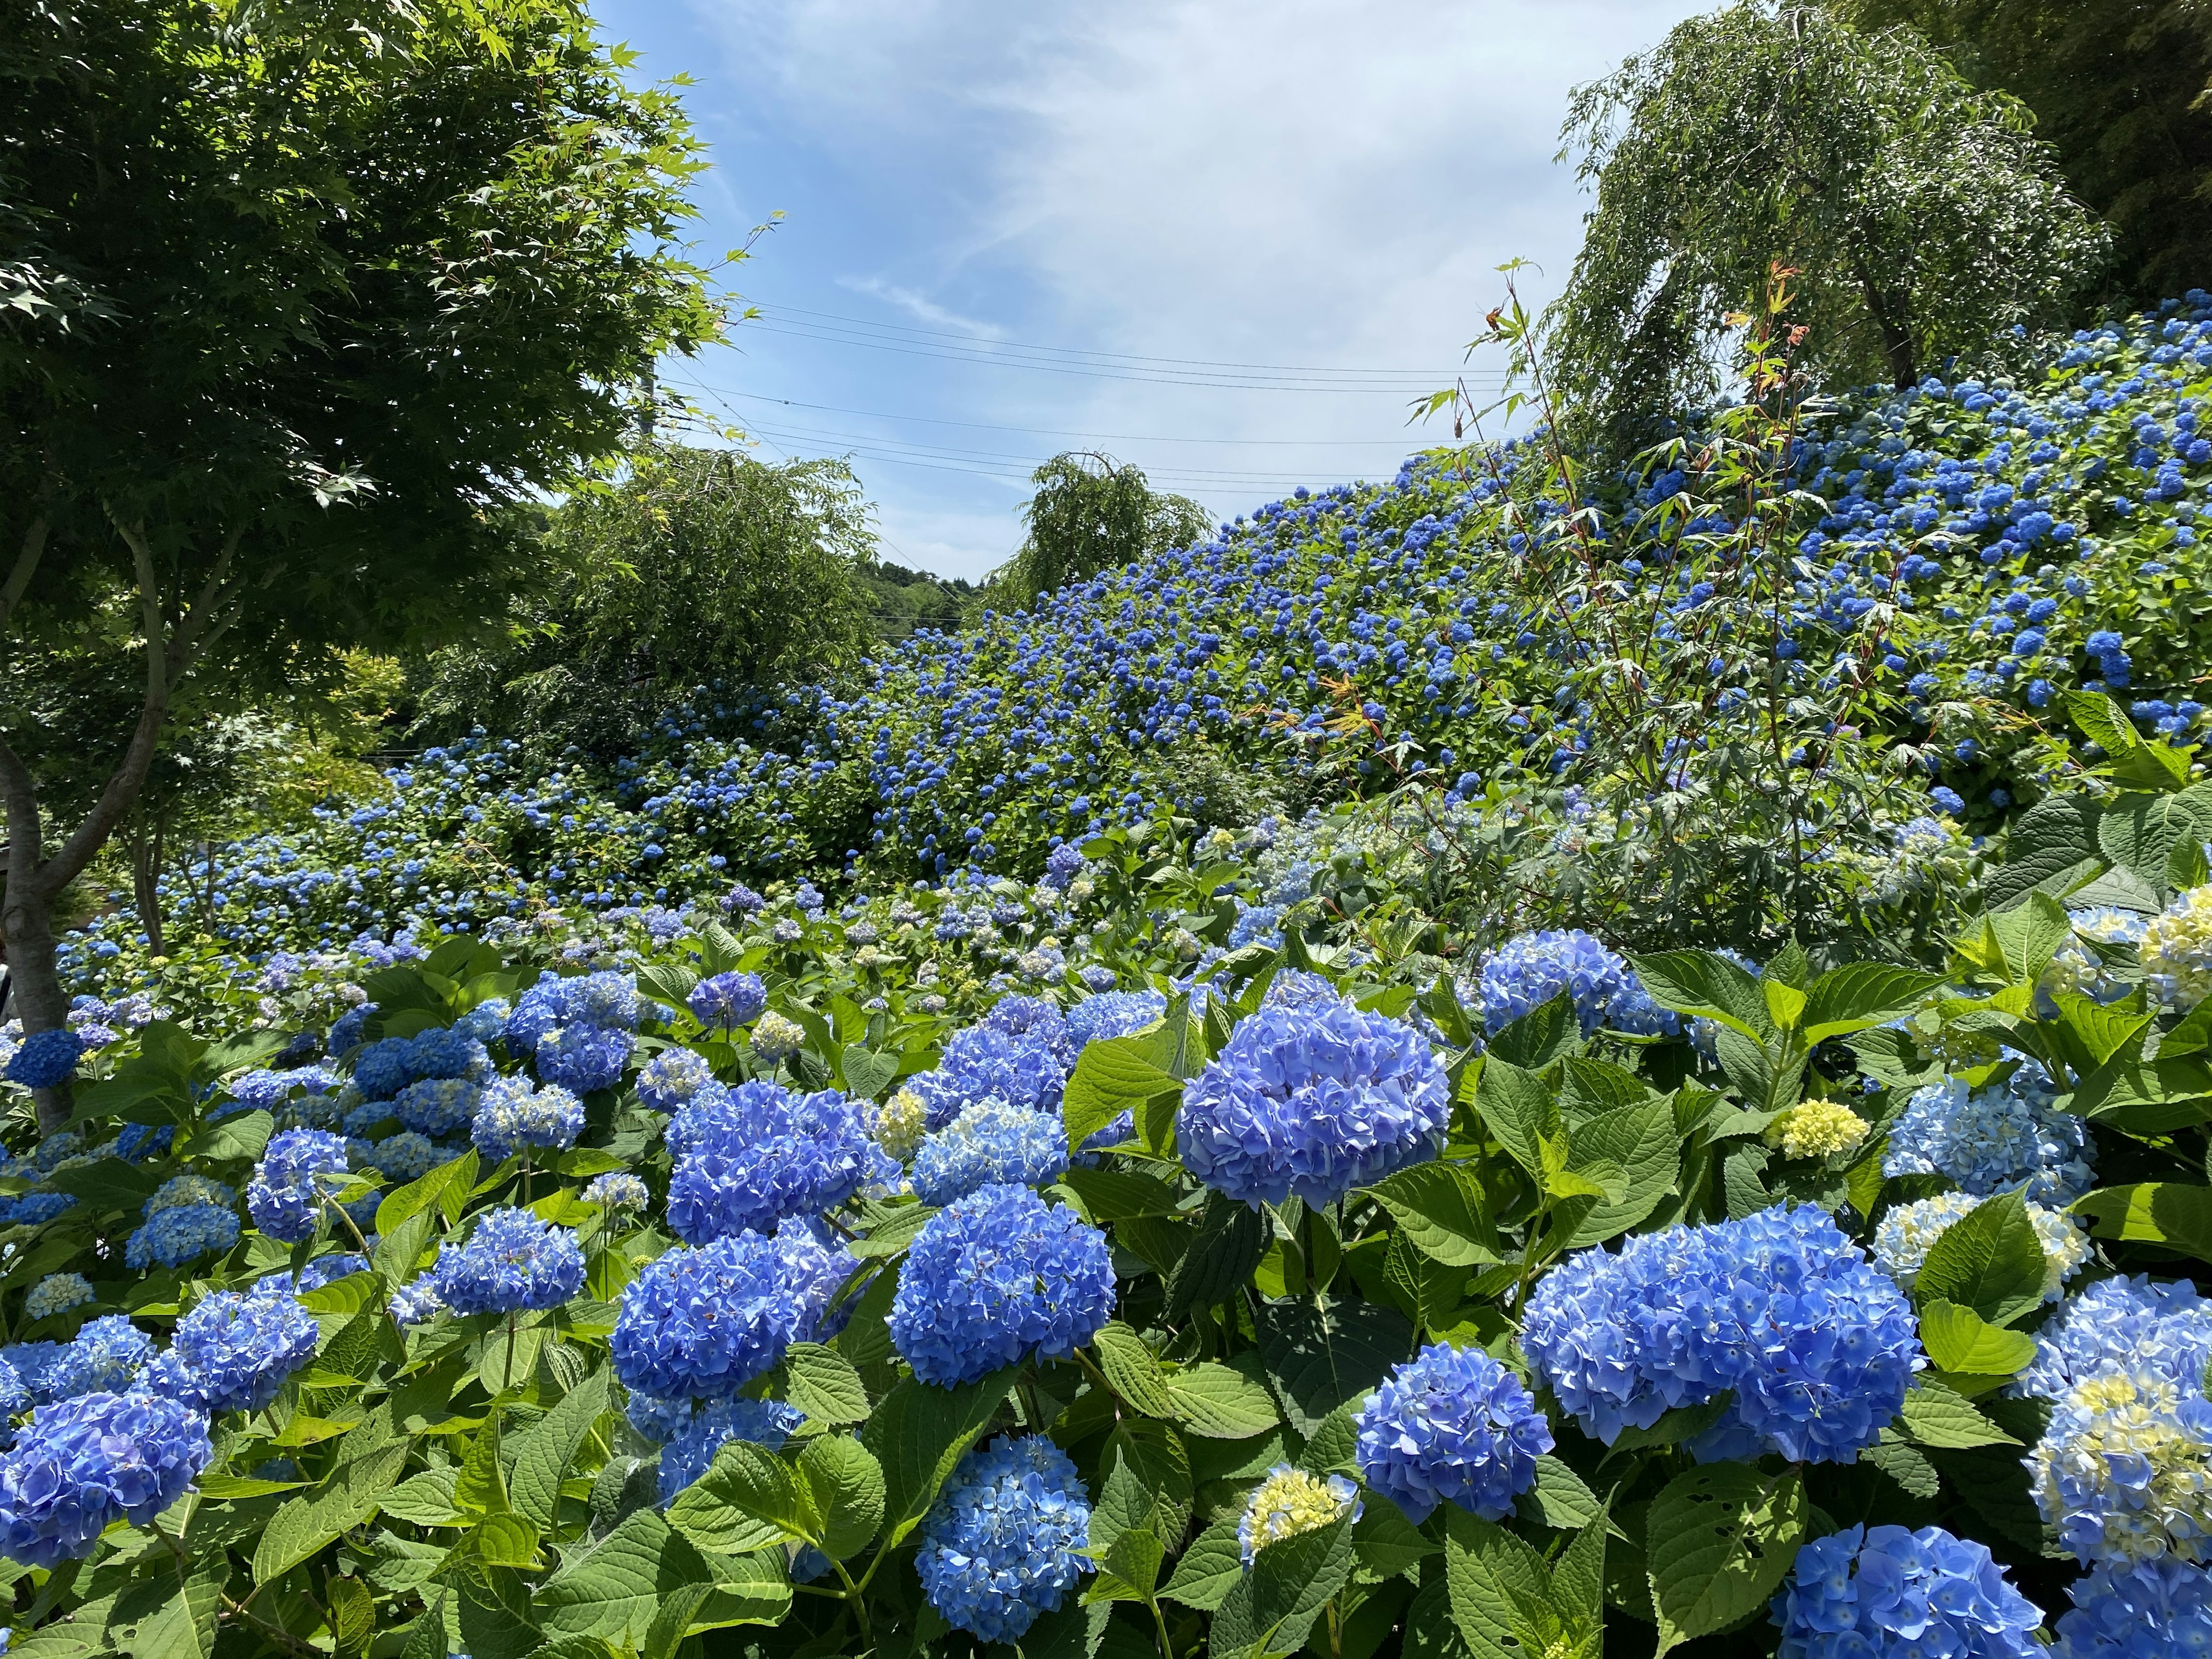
(0, 516, 48, 638)
(0, 730, 44, 903)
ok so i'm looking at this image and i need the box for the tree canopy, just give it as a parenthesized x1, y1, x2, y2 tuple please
(992, 452, 1213, 610)
(1546, 0, 2108, 459)
(0, 0, 718, 1122)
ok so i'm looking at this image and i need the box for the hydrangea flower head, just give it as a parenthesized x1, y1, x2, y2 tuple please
(624, 1388, 692, 1445)
(166, 1288, 319, 1413)
(1765, 1099, 1871, 1161)
(429, 1210, 584, 1316)
(6, 1030, 84, 1090)
(2144, 884, 2212, 1010)
(1521, 1205, 1922, 1463)
(611, 1231, 799, 1400)
(774, 1220, 858, 1343)
(911, 1099, 1068, 1205)
(1262, 969, 1345, 1011)
(2015, 1275, 2212, 1403)
(145, 1175, 236, 1217)
(247, 1129, 351, 1243)
(585, 1172, 649, 1214)
(536, 1022, 632, 1094)
(388, 1279, 444, 1328)
(0, 1392, 213, 1567)
(1177, 1001, 1449, 1207)
(368, 1132, 444, 1184)
(1883, 1064, 2094, 1202)
(24, 1277, 92, 1323)
(1474, 929, 1675, 1035)
(2042, 908, 2147, 1007)
(1065, 989, 1166, 1049)
(44, 1318, 153, 1402)
(1874, 1193, 2090, 1301)
(391, 1077, 479, 1139)
(1768, 1524, 2042, 1658)
(2031, 1368, 2212, 1565)
(638, 1048, 713, 1112)
(657, 1397, 806, 1503)
(688, 972, 766, 1032)
(1355, 1343, 1552, 1524)
(890, 1184, 1113, 1387)
(874, 1088, 929, 1162)
(125, 1205, 240, 1271)
(915, 1435, 1093, 1642)
(2052, 1556, 2212, 1658)
(666, 1082, 892, 1244)
(470, 1075, 584, 1164)
(750, 1011, 805, 1061)
(1238, 1465, 1361, 1567)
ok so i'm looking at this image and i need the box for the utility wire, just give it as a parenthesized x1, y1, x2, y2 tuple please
(713, 388, 1436, 446)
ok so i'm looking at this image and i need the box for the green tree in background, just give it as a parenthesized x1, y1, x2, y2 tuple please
(1837, 0, 2212, 305)
(0, 0, 718, 1127)
(412, 446, 877, 755)
(1546, 0, 2108, 460)
(993, 452, 1213, 609)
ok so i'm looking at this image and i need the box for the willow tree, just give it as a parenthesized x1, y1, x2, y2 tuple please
(994, 453, 1211, 609)
(0, 0, 719, 1128)
(1546, 1, 2108, 460)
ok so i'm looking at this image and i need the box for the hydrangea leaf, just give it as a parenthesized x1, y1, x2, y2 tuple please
(2099, 790, 2212, 893)
(1626, 952, 1772, 1041)
(1483, 995, 1581, 1070)
(1093, 1322, 1177, 1420)
(666, 1440, 816, 1554)
(862, 1366, 1018, 1547)
(375, 1149, 480, 1237)
(533, 1507, 722, 1643)
(1860, 1433, 1942, 1500)
(785, 1342, 872, 1426)
(179, 1111, 272, 1166)
(1159, 1518, 1244, 1612)
(252, 1430, 414, 1582)
(1103, 1419, 1194, 1543)
(1898, 1379, 2020, 1449)
(1643, 1464, 1806, 1652)
(1912, 1190, 2053, 1327)
(1351, 1497, 1435, 1582)
(1162, 1194, 1267, 1317)
(1363, 1162, 1497, 1267)
(104, 1557, 228, 1659)
(1916, 1300, 2038, 1376)
(1471, 1060, 1554, 1178)
(1444, 1509, 1561, 1659)
(2075, 1180, 2212, 1262)
(840, 1044, 899, 1103)
(1259, 1298, 1408, 1438)
(1798, 963, 1949, 1043)
(1060, 1031, 1181, 1156)
(796, 1434, 884, 1560)
(1558, 1101, 1680, 1249)
(508, 1369, 611, 1532)
(1214, 1510, 1357, 1656)
(1525, 1456, 1604, 1531)
(2073, 1055, 2212, 1133)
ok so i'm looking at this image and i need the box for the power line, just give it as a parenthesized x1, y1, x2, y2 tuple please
(740, 420, 1398, 483)
(709, 388, 1441, 447)
(749, 299, 1491, 378)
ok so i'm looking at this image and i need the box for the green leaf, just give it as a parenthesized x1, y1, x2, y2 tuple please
(105, 1559, 228, 1659)
(847, 1200, 938, 1260)
(666, 1440, 816, 1554)
(1257, 1296, 1410, 1437)
(1062, 1028, 1183, 1155)
(1162, 1358, 1281, 1440)
(1800, 964, 1949, 1043)
(180, 1110, 271, 1164)
(1160, 1518, 1244, 1611)
(2052, 994, 2154, 1069)
(1558, 1100, 1679, 1249)
(377, 1150, 480, 1237)
(1899, 1380, 2020, 1449)
(1913, 1191, 2054, 1327)
(862, 1367, 1016, 1546)
(535, 1509, 751, 1645)
(1162, 1193, 1267, 1316)
(2100, 790, 2212, 892)
(1861, 1434, 1942, 1500)
(2068, 689, 2145, 753)
(1917, 1301, 2037, 1377)
(1445, 1510, 1559, 1659)
(840, 1044, 899, 1103)
(1601, 1396, 1734, 1460)
(507, 1369, 609, 1532)
(1484, 994, 1580, 1070)
(252, 1432, 412, 1582)
(1986, 893, 2078, 987)
(2075, 1181, 2212, 1262)
(1473, 1059, 1555, 1177)
(2074, 1055, 2212, 1132)
(1627, 950, 1772, 1041)
(1363, 1161, 1497, 1266)
(1525, 1456, 1604, 1532)
(784, 1342, 871, 1425)
(1353, 1498, 1437, 1582)
(1214, 1511, 1357, 1655)
(1644, 1465, 1806, 1653)
(796, 1434, 885, 1560)
(452, 1409, 509, 1517)
(1094, 1321, 1179, 1419)
(1987, 791, 2104, 912)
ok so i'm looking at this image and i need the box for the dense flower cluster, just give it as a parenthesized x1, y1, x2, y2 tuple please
(2015, 1274, 2212, 1403)
(904, 1007, 1070, 1129)
(2031, 1368, 2212, 1565)
(247, 1129, 351, 1243)
(1238, 1465, 1360, 1566)
(914, 1435, 1093, 1643)
(1769, 1524, 2042, 1658)
(1178, 1000, 1449, 1206)
(2052, 1556, 2212, 1658)
(910, 1098, 1067, 1205)
(890, 1184, 1113, 1386)
(872, 1088, 929, 1162)
(1064, 988, 1166, 1048)
(1354, 1343, 1552, 1524)
(391, 1077, 480, 1138)
(1883, 1065, 2094, 1202)
(637, 1048, 712, 1112)
(1872, 1193, 2089, 1300)
(22, 1277, 92, 1322)
(1765, 1099, 1870, 1161)
(5, 1031, 84, 1090)
(687, 971, 766, 1032)
(656, 1397, 807, 1502)
(584, 1172, 649, 1213)
(429, 1210, 584, 1316)
(665, 1081, 891, 1243)
(0, 1393, 213, 1569)
(611, 1232, 801, 1400)
(1472, 929, 1676, 1036)
(2143, 884, 2212, 1010)
(2041, 907, 2147, 1007)
(165, 1287, 319, 1413)
(470, 1075, 584, 1164)
(43, 1319, 152, 1402)
(1522, 1205, 1922, 1463)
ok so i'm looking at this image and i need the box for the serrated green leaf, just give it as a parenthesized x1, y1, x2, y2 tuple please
(1258, 1296, 1408, 1438)
(2077, 1181, 2212, 1263)
(1160, 1518, 1244, 1611)
(1917, 1300, 2037, 1376)
(1914, 1191, 2049, 1327)
(666, 1440, 816, 1554)
(797, 1434, 885, 1560)
(1645, 1465, 1806, 1653)
(1093, 1321, 1178, 1419)
(862, 1367, 1016, 1546)
(507, 1369, 609, 1532)
(1363, 1161, 1497, 1266)
(785, 1342, 871, 1425)
(1900, 1380, 2020, 1449)
(1162, 1357, 1281, 1440)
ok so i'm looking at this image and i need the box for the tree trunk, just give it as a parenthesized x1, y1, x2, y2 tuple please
(1854, 264, 1919, 391)
(2, 882, 74, 1134)
(130, 817, 165, 960)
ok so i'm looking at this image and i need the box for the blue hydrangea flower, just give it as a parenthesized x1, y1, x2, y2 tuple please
(1178, 1001, 1450, 1207)
(291, 1253, 370, 1297)
(1521, 1205, 1923, 1463)
(585, 1172, 649, 1214)
(914, 1435, 1093, 1643)
(656, 1397, 807, 1503)
(226, 1066, 344, 1118)
(351, 1037, 418, 1102)
(536, 1023, 632, 1094)
(1884, 1064, 2094, 1202)
(166, 1287, 319, 1413)
(1355, 1343, 1554, 1524)
(507, 972, 641, 1063)
(23, 1277, 92, 1322)
(638, 1048, 713, 1112)
(387, 1280, 444, 1327)
(470, 1076, 585, 1164)
(666, 1082, 894, 1244)
(42, 1318, 153, 1403)
(124, 1205, 240, 1271)
(612, 1231, 799, 1401)
(1, 1344, 60, 1405)
(904, 1020, 1070, 1130)
(366, 1131, 444, 1184)
(429, 1210, 584, 1316)
(2014, 1275, 2212, 1403)
(327, 1003, 374, 1056)
(454, 999, 510, 1044)
(890, 1184, 1113, 1387)
(2031, 1368, 2212, 1565)
(0, 1392, 213, 1568)
(0, 1357, 26, 1421)
(247, 1129, 351, 1243)
(391, 1078, 480, 1138)
(1262, 969, 1344, 1010)
(6, 1031, 84, 1090)
(688, 972, 767, 1032)
(911, 1099, 1069, 1206)
(1474, 930, 1674, 1035)
(775, 1220, 858, 1342)
(1769, 1524, 2042, 1658)
(1065, 989, 1165, 1048)
(1239, 1464, 1361, 1565)
(2052, 1556, 2212, 1658)
(624, 1388, 694, 1445)
(112, 1123, 175, 1164)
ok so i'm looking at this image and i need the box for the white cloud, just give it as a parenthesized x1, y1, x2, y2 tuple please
(834, 276, 1006, 339)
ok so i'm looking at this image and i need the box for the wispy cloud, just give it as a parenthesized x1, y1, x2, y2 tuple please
(834, 276, 1006, 339)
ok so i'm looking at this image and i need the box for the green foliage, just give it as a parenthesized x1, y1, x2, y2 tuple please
(412, 446, 876, 756)
(991, 453, 1213, 611)
(1547, 0, 2108, 457)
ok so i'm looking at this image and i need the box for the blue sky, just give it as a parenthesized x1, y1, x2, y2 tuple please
(596, 0, 1710, 581)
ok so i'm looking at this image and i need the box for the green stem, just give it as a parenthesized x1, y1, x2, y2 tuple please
(1149, 1594, 1176, 1659)
(832, 1558, 876, 1650)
